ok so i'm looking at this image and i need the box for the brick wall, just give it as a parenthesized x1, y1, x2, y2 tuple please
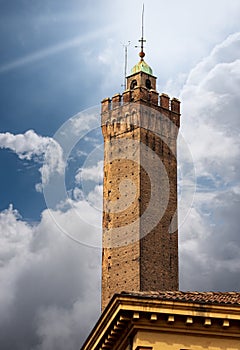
(101, 73, 180, 310)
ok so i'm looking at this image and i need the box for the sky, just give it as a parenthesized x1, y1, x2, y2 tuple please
(0, 0, 240, 349)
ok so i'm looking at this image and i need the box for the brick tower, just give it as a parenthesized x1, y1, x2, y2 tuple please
(101, 41, 181, 310)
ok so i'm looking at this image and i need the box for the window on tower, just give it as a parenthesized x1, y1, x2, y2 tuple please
(145, 78, 151, 89)
(130, 79, 137, 89)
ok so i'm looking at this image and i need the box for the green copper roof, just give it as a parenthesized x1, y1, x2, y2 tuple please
(131, 59, 153, 75)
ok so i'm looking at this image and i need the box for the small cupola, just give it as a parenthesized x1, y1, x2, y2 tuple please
(126, 51, 157, 91)
(131, 59, 153, 76)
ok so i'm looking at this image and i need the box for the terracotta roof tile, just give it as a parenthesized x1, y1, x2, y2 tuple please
(121, 291, 240, 305)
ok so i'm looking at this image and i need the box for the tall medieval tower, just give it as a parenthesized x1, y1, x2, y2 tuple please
(101, 35, 181, 310)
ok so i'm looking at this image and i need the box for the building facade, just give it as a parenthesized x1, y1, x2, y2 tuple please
(81, 292, 240, 350)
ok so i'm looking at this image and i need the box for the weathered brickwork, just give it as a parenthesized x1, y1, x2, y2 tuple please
(101, 71, 180, 310)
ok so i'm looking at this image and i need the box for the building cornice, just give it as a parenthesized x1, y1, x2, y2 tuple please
(81, 292, 240, 350)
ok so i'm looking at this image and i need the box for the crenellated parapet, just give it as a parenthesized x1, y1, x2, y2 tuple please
(102, 89, 180, 114)
(102, 86, 181, 114)
(101, 89, 181, 138)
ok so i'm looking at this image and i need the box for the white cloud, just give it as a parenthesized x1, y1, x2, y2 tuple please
(33, 298, 97, 350)
(0, 130, 64, 189)
(179, 32, 240, 290)
(180, 33, 240, 179)
(0, 122, 103, 349)
(75, 160, 103, 183)
(86, 184, 103, 213)
(0, 205, 33, 319)
(0, 202, 101, 350)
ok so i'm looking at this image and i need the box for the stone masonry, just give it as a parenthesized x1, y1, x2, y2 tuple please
(101, 70, 181, 310)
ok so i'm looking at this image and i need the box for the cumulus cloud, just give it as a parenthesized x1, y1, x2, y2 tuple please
(0, 115, 103, 349)
(179, 32, 240, 291)
(180, 33, 240, 184)
(0, 203, 101, 350)
(75, 160, 103, 183)
(0, 205, 33, 320)
(0, 130, 64, 190)
(0, 123, 103, 348)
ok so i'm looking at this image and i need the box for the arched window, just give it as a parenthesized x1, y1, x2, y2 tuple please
(145, 78, 151, 89)
(130, 79, 137, 89)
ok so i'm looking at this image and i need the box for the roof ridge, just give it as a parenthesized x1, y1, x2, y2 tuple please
(120, 291, 240, 305)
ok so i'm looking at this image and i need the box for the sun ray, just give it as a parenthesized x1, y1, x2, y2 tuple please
(0, 26, 111, 74)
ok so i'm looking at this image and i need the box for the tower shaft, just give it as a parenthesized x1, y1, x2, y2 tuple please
(101, 70, 180, 310)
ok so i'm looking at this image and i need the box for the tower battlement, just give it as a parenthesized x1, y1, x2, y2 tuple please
(101, 90, 180, 115)
(101, 89, 180, 141)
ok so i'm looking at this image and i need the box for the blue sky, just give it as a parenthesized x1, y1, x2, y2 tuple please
(0, 0, 240, 349)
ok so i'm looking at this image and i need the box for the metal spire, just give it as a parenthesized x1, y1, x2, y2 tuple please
(131, 4, 153, 76)
(139, 4, 146, 60)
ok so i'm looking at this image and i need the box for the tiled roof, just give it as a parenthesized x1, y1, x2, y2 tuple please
(121, 291, 240, 305)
